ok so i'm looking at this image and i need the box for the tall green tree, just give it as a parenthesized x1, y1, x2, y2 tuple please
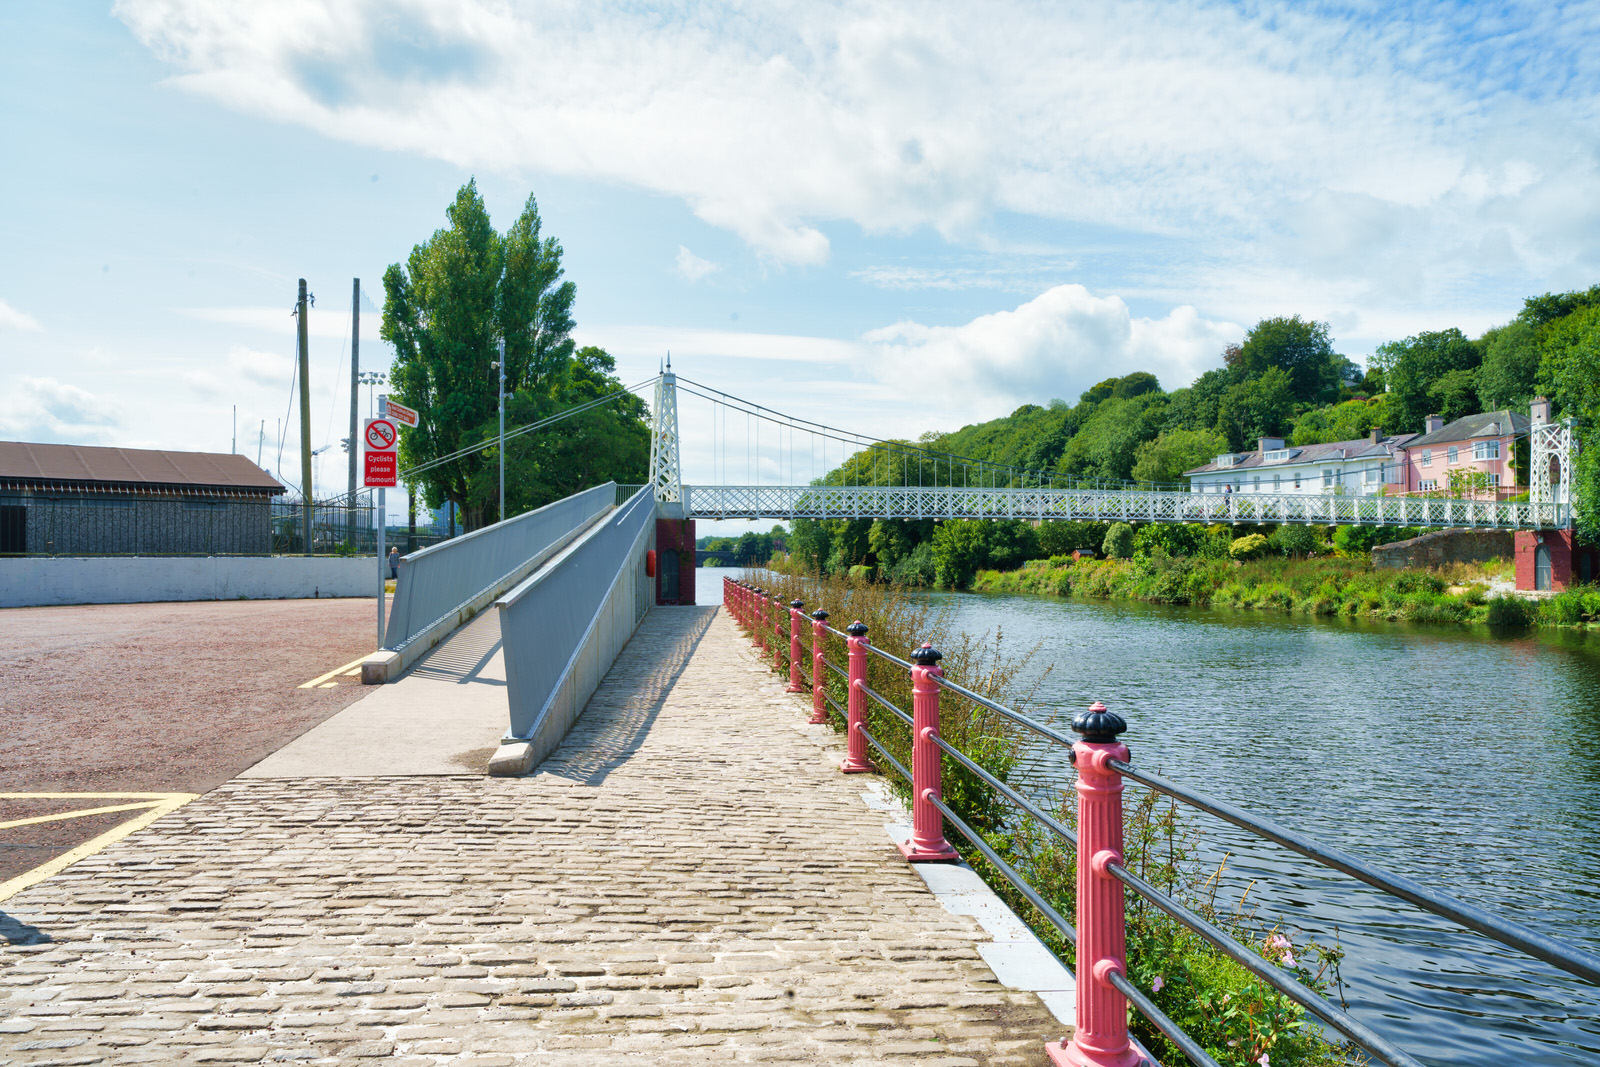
(1130, 427, 1230, 483)
(1238, 316, 1340, 403)
(1376, 328, 1482, 432)
(1215, 367, 1295, 450)
(1476, 320, 1540, 410)
(383, 180, 589, 529)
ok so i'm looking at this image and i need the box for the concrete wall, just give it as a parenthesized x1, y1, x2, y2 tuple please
(0, 556, 377, 608)
(1371, 528, 1513, 571)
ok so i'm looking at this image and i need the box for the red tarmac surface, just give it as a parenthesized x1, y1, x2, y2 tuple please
(0, 598, 377, 883)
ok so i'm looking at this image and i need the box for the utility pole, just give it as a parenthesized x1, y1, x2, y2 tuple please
(296, 279, 313, 556)
(496, 338, 506, 524)
(232, 405, 236, 453)
(349, 278, 359, 511)
(408, 486, 416, 553)
(257, 420, 264, 467)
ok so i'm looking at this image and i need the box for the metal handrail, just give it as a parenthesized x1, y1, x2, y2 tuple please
(1108, 758, 1600, 987)
(722, 578, 1599, 1067)
(856, 725, 910, 782)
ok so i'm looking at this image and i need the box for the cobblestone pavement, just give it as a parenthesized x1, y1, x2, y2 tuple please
(0, 606, 1064, 1065)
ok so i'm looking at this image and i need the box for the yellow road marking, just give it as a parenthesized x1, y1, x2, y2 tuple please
(0, 793, 197, 903)
(341, 668, 362, 677)
(319, 682, 337, 689)
(0, 801, 162, 830)
(298, 654, 370, 689)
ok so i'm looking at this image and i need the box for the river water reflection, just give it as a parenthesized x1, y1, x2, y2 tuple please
(929, 589, 1600, 1066)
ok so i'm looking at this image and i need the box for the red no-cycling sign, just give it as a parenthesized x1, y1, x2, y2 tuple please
(363, 417, 399, 488)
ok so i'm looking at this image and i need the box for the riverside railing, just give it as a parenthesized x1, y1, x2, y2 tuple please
(385, 482, 614, 650)
(724, 577, 1600, 1067)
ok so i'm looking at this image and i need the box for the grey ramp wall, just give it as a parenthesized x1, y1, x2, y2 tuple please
(385, 482, 614, 649)
(497, 486, 654, 762)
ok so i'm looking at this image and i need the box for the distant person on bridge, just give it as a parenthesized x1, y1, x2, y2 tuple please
(388, 546, 399, 580)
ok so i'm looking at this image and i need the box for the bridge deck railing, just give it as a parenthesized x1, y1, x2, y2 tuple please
(689, 485, 1565, 530)
(725, 578, 1600, 1067)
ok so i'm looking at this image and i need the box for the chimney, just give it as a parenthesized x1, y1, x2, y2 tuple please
(1369, 427, 1383, 444)
(1531, 396, 1550, 427)
(1257, 436, 1284, 454)
(1425, 414, 1444, 434)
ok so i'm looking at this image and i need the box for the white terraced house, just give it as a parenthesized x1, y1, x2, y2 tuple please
(1185, 429, 1418, 497)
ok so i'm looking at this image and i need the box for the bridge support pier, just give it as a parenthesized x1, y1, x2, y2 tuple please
(655, 518, 696, 605)
(1515, 529, 1597, 592)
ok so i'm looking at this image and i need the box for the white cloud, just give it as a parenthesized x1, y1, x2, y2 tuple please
(116, 0, 1600, 308)
(863, 285, 1239, 417)
(0, 377, 119, 443)
(675, 246, 720, 283)
(0, 299, 43, 332)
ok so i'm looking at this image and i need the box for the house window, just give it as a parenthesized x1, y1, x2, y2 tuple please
(1273, 474, 1281, 490)
(1253, 476, 1260, 492)
(1294, 473, 1301, 489)
(1473, 440, 1501, 460)
(1421, 450, 1432, 467)
(1365, 465, 1380, 483)
(1487, 473, 1501, 488)
(1323, 469, 1333, 487)
(1448, 446, 1459, 463)
(1335, 470, 1343, 485)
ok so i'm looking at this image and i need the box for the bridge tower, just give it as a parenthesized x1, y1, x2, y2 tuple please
(648, 362, 684, 516)
(648, 362, 694, 605)
(1528, 397, 1575, 526)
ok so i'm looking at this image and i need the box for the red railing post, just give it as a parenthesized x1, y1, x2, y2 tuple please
(840, 622, 872, 773)
(1051, 702, 1139, 1067)
(898, 642, 959, 863)
(808, 609, 830, 724)
(786, 600, 806, 693)
(752, 589, 767, 651)
(771, 594, 785, 674)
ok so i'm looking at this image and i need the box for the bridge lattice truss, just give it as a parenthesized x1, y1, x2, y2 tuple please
(686, 484, 1565, 530)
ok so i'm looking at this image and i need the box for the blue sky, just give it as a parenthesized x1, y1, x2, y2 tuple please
(4, 2, 1600, 527)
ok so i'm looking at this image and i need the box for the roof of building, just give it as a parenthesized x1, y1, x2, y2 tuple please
(1184, 432, 1417, 477)
(0, 441, 285, 495)
(1406, 410, 1530, 449)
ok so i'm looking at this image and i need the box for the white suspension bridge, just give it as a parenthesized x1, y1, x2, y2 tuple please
(642, 367, 1576, 532)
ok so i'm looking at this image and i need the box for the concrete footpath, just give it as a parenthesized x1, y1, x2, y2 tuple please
(0, 607, 1070, 1065)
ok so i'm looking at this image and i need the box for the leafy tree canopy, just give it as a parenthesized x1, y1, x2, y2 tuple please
(382, 180, 645, 529)
(1238, 315, 1340, 403)
(1130, 427, 1230, 484)
(1376, 327, 1482, 433)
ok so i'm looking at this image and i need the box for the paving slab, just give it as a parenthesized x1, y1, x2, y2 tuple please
(241, 609, 509, 779)
(1, 605, 1070, 1064)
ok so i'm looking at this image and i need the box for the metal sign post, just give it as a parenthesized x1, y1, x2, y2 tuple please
(363, 415, 400, 648)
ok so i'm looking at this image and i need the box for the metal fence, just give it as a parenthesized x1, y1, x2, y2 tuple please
(384, 482, 616, 651)
(497, 485, 654, 758)
(0, 494, 375, 557)
(728, 579, 1600, 1067)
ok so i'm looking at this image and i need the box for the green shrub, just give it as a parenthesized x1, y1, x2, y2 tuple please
(1037, 520, 1109, 556)
(1102, 522, 1135, 559)
(1331, 524, 1420, 556)
(1229, 534, 1270, 560)
(1133, 523, 1210, 557)
(1269, 524, 1321, 558)
(1487, 595, 1534, 627)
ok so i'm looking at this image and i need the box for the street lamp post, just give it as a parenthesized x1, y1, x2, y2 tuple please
(493, 339, 506, 524)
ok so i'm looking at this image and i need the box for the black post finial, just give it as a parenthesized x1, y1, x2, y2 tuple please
(910, 642, 942, 666)
(846, 620, 868, 637)
(1071, 701, 1127, 743)
(791, 599, 804, 610)
(811, 608, 830, 621)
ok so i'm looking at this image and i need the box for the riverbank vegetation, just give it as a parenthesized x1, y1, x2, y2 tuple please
(782, 282, 1600, 586)
(746, 569, 1358, 1066)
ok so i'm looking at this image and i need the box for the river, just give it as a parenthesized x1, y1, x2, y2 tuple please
(701, 569, 1600, 1064)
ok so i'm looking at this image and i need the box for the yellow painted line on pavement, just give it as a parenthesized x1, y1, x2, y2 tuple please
(0, 792, 198, 903)
(0, 801, 162, 830)
(298, 654, 370, 689)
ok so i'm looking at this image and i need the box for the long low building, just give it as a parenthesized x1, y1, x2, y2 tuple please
(0, 441, 285, 556)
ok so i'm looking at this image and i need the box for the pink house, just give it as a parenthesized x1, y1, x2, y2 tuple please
(1392, 407, 1531, 500)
